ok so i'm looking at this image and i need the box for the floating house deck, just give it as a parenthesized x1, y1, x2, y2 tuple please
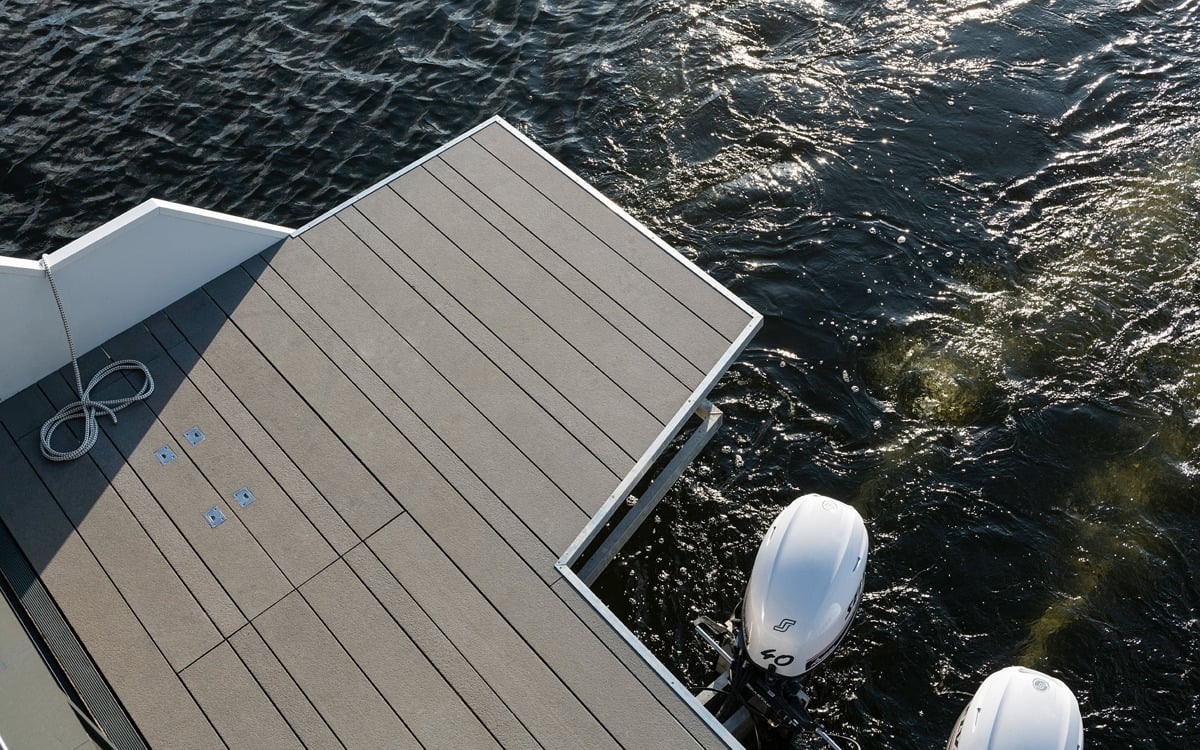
(0, 118, 761, 750)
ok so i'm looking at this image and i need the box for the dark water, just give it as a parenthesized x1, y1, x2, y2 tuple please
(4, 0, 1198, 747)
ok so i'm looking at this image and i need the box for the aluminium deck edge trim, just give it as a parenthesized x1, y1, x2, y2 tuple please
(555, 309, 761, 750)
(292, 115, 510, 237)
(488, 118, 760, 322)
(553, 567, 745, 750)
(558, 308, 762, 569)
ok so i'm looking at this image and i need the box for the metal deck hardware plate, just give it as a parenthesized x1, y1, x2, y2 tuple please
(184, 427, 205, 446)
(233, 487, 255, 508)
(156, 446, 176, 465)
(204, 507, 226, 528)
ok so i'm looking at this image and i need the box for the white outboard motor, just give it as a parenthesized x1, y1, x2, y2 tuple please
(947, 666, 1083, 750)
(743, 494, 868, 678)
(695, 494, 868, 745)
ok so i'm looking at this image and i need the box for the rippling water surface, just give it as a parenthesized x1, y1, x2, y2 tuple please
(3, 0, 1198, 747)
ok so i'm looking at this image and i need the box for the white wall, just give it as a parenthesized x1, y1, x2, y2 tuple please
(0, 199, 292, 402)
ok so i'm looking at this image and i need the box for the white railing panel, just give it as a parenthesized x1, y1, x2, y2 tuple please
(0, 199, 291, 402)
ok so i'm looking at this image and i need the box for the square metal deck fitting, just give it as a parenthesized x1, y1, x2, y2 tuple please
(204, 507, 226, 528)
(233, 487, 255, 508)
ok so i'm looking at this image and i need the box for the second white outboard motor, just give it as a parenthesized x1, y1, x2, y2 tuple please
(947, 666, 1083, 750)
(695, 493, 868, 746)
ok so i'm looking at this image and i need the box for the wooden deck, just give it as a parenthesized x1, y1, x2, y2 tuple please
(0, 119, 760, 750)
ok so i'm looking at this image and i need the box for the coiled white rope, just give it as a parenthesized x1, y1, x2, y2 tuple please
(38, 257, 154, 462)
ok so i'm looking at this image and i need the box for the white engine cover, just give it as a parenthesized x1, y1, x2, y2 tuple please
(946, 666, 1083, 750)
(742, 494, 868, 678)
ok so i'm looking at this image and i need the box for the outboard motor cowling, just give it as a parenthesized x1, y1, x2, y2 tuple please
(947, 666, 1083, 750)
(694, 494, 868, 748)
(743, 493, 869, 678)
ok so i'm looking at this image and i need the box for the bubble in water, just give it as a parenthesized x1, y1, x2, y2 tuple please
(898, 234, 907, 243)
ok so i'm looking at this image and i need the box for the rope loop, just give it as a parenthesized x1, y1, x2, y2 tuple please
(39, 361, 155, 461)
(37, 257, 155, 462)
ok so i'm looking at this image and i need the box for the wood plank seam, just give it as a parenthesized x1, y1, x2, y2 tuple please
(72, 383, 296, 621)
(239, 260, 566, 564)
(0, 423, 231, 750)
(333, 210, 643, 466)
(229, 626, 349, 750)
(24, 381, 232, 651)
(288, 228, 623, 499)
(157, 295, 407, 538)
(342, 546, 545, 750)
(290, 585, 429, 749)
(468, 134, 734, 344)
(170, 545, 354, 676)
(242, 620, 361, 750)
(361, 521, 629, 749)
(144, 323, 364, 558)
(422, 157, 705, 389)
(242, 252, 601, 521)
(396, 166, 682, 421)
(222, 640, 314, 750)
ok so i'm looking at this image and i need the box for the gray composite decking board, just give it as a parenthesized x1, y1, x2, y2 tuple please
(221, 256, 590, 554)
(417, 157, 708, 389)
(337, 202, 637, 471)
(249, 590, 422, 750)
(551, 579, 729, 750)
(100, 326, 338, 588)
(228, 626, 348, 750)
(262, 230, 621, 512)
(343, 545, 542, 750)
(146, 324, 361, 557)
(448, 132, 735, 365)
(366, 515, 620, 750)
(179, 642, 305, 750)
(75, 376, 294, 622)
(105, 318, 360, 558)
(13, 382, 221, 672)
(238, 255, 568, 574)
(359, 171, 685, 438)
(0, 382, 53, 440)
(471, 124, 753, 342)
(0, 432, 225, 750)
(299, 558, 502, 750)
(161, 289, 402, 541)
(189, 262, 702, 747)
(387, 165, 692, 423)
(36, 373, 248, 638)
(367, 514, 706, 750)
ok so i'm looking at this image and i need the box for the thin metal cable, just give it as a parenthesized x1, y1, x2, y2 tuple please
(38, 257, 154, 462)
